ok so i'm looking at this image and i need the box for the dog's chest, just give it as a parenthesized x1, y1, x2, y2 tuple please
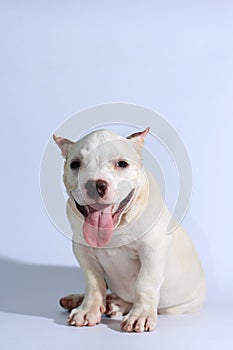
(96, 245, 141, 302)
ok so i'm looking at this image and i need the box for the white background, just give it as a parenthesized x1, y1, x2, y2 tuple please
(0, 1, 233, 349)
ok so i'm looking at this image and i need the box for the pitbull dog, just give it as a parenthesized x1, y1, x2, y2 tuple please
(53, 128, 206, 332)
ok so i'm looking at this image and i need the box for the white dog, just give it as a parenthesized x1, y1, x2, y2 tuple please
(53, 128, 206, 332)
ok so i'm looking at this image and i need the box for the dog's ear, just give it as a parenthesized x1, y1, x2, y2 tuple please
(53, 134, 74, 158)
(126, 127, 150, 145)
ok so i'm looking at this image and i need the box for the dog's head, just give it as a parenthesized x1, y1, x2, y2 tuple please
(54, 128, 149, 247)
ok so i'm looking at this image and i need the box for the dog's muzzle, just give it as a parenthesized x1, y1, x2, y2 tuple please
(73, 189, 135, 247)
(85, 179, 108, 199)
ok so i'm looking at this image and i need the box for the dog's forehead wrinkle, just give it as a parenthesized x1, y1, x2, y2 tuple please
(79, 129, 123, 145)
(79, 147, 90, 158)
(66, 129, 142, 167)
(69, 133, 119, 159)
(67, 143, 89, 161)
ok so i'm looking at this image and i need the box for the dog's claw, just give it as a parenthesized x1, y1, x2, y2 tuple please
(121, 310, 157, 332)
(67, 305, 104, 327)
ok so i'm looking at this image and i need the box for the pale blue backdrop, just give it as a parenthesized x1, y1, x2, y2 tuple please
(0, 1, 232, 349)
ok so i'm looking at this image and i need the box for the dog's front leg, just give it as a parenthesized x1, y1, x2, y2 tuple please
(121, 236, 168, 332)
(68, 244, 106, 327)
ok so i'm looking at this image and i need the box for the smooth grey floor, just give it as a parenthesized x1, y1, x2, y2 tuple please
(1, 257, 232, 350)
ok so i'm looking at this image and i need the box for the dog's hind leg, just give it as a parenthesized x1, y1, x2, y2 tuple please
(105, 294, 133, 317)
(158, 296, 205, 315)
(59, 294, 84, 311)
(158, 282, 206, 315)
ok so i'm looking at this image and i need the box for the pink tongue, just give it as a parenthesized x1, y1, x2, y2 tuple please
(83, 206, 114, 247)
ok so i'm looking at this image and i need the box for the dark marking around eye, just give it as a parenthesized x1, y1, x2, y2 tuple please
(70, 160, 81, 169)
(117, 160, 129, 168)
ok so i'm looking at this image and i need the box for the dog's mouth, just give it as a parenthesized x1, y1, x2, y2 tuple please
(73, 189, 135, 247)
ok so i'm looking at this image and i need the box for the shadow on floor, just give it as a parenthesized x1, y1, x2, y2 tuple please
(0, 257, 85, 326)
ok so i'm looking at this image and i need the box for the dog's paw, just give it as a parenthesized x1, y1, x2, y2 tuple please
(59, 294, 84, 311)
(67, 305, 105, 327)
(120, 309, 157, 332)
(105, 294, 133, 318)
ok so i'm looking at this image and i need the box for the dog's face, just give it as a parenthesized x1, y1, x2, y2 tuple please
(54, 128, 149, 247)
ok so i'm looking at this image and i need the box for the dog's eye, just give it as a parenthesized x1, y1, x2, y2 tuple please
(117, 161, 129, 168)
(70, 160, 81, 169)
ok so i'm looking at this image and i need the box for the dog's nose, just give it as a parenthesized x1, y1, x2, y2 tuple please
(85, 179, 108, 199)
